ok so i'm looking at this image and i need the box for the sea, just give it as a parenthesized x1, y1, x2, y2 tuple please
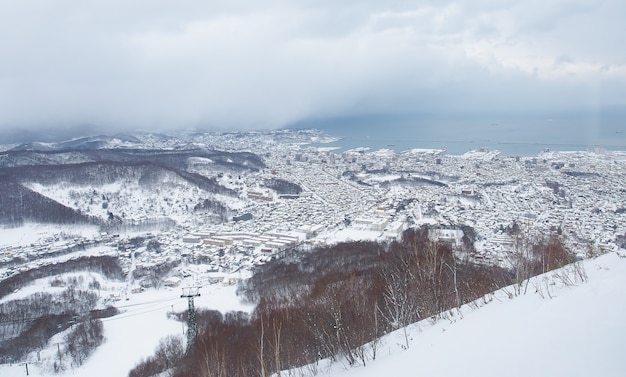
(294, 112, 626, 157)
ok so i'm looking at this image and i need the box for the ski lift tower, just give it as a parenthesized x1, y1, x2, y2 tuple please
(181, 286, 201, 348)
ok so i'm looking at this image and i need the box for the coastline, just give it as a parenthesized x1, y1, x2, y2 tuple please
(304, 132, 626, 157)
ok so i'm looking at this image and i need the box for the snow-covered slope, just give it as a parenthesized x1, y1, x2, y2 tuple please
(23, 172, 226, 224)
(1, 252, 624, 377)
(322, 252, 626, 377)
(0, 282, 253, 377)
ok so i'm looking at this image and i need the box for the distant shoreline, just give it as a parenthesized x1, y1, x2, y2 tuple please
(304, 131, 626, 157)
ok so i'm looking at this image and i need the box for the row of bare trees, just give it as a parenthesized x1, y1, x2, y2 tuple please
(132, 227, 576, 377)
(0, 288, 118, 363)
(0, 255, 124, 300)
(63, 319, 105, 367)
(508, 233, 576, 295)
(0, 256, 124, 363)
(129, 335, 185, 377)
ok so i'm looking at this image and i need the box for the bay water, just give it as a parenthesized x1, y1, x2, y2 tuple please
(295, 112, 626, 156)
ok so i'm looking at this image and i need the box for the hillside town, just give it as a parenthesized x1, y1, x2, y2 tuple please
(1, 129, 625, 291)
(181, 130, 625, 268)
(1, 129, 626, 377)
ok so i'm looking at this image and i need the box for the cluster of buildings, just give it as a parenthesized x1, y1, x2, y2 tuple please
(3, 129, 625, 289)
(198, 133, 625, 263)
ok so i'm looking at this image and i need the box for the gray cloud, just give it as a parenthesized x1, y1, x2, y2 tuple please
(0, 0, 624, 134)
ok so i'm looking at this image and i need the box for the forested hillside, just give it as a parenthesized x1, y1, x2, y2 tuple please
(0, 148, 265, 227)
(130, 227, 576, 377)
(0, 178, 96, 226)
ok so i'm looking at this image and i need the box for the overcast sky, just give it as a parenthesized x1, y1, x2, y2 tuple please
(0, 0, 624, 134)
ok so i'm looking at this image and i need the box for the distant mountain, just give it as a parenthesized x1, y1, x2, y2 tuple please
(9, 134, 144, 151)
(0, 148, 265, 171)
(0, 125, 103, 144)
(5, 161, 234, 194)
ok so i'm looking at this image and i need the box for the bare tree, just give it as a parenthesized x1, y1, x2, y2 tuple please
(377, 254, 419, 349)
(508, 233, 535, 295)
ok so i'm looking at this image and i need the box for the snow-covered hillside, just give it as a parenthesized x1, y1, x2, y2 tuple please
(2, 130, 626, 377)
(1, 252, 624, 377)
(319, 252, 626, 377)
(23, 175, 236, 225)
(0, 279, 253, 377)
(0, 146, 265, 227)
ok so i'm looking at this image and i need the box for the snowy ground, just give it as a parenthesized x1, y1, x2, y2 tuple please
(318, 252, 626, 377)
(0, 224, 101, 247)
(0, 283, 253, 377)
(2, 251, 625, 377)
(319, 228, 383, 243)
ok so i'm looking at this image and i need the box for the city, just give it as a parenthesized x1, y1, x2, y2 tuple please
(2, 129, 624, 292)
